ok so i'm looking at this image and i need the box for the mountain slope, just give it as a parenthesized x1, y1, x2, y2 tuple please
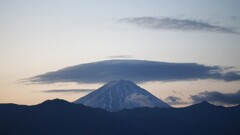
(74, 80, 170, 111)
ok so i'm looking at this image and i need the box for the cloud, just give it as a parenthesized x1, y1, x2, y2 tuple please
(125, 93, 153, 107)
(190, 90, 240, 105)
(119, 17, 238, 34)
(26, 59, 240, 84)
(221, 71, 240, 81)
(165, 96, 188, 105)
(107, 55, 132, 58)
(231, 16, 240, 23)
(41, 89, 94, 93)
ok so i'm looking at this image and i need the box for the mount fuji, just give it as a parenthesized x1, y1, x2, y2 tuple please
(74, 80, 170, 111)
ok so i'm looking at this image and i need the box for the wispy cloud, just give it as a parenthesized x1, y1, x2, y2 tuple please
(41, 89, 94, 93)
(107, 55, 132, 58)
(119, 17, 238, 34)
(231, 16, 240, 23)
(164, 96, 188, 105)
(190, 90, 240, 105)
(25, 60, 240, 84)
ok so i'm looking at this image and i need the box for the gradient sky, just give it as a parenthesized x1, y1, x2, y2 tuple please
(1, 0, 240, 106)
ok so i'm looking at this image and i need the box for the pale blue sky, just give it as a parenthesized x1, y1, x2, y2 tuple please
(0, 0, 240, 106)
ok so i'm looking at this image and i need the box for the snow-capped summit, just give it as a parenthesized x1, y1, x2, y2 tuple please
(74, 80, 171, 112)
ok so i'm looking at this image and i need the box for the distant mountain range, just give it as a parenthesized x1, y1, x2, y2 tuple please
(0, 99, 239, 135)
(74, 80, 170, 111)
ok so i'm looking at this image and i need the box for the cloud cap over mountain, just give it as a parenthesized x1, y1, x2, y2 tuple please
(27, 60, 240, 84)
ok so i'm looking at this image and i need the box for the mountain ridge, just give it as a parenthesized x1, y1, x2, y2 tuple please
(0, 99, 239, 135)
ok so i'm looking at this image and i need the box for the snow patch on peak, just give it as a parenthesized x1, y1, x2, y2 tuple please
(101, 80, 132, 90)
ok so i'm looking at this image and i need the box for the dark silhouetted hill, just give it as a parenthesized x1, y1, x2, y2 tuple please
(0, 99, 239, 135)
